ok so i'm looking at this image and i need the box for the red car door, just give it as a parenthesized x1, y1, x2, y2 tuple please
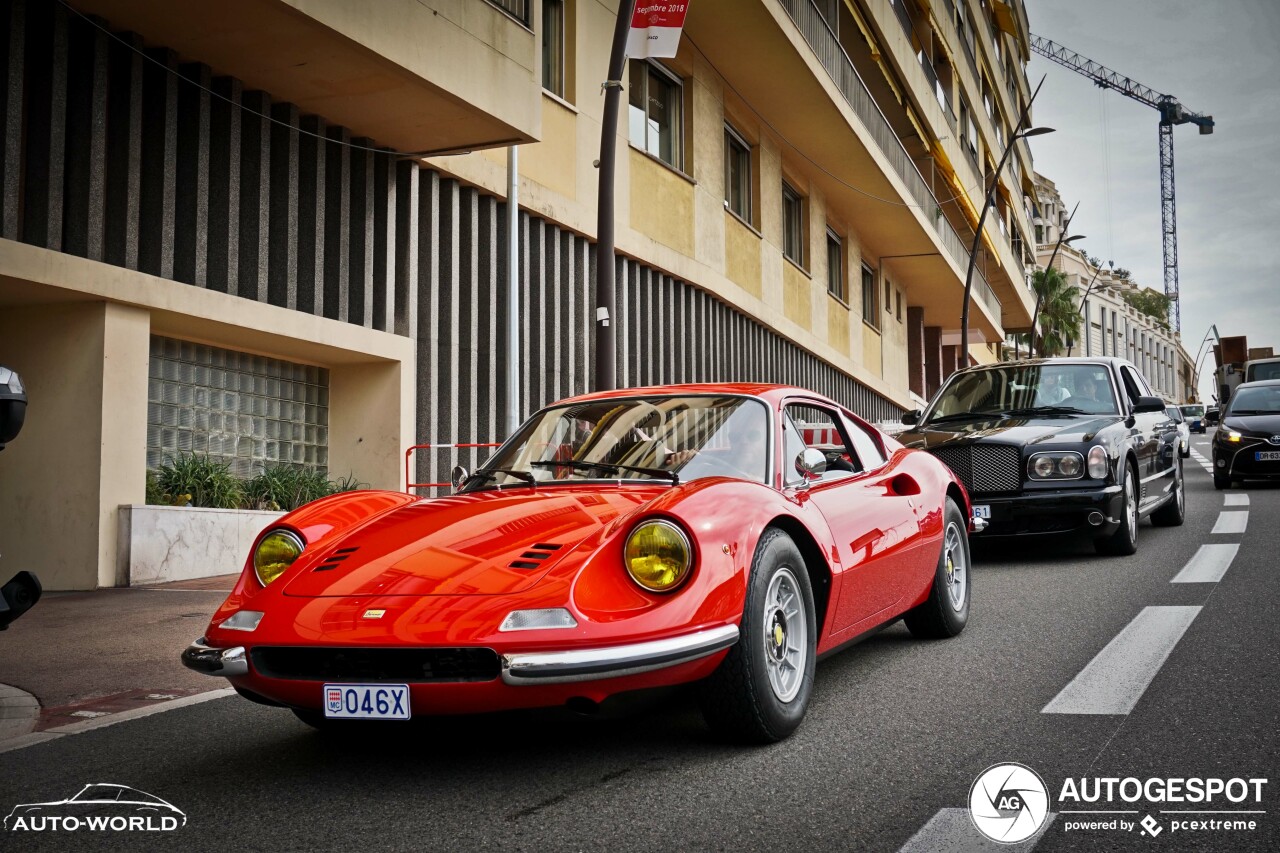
(781, 402, 921, 633)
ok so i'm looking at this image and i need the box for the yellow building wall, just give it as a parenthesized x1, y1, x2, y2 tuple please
(724, 213, 763, 298)
(782, 262, 811, 328)
(827, 299, 851, 356)
(629, 149, 695, 257)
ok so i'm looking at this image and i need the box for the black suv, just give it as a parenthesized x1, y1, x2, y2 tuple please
(897, 358, 1184, 555)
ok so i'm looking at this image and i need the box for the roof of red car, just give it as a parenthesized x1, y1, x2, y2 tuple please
(557, 383, 822, 407)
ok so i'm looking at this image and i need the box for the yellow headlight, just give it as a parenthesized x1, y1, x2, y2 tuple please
(1227, 431, 1242, 443)
(254, 529, 305, 586)
(625, 520, 692, 592)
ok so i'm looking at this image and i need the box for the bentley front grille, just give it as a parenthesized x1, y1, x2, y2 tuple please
(927, 445, 1022, 495)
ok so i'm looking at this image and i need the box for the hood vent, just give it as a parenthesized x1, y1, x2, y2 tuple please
(509, 542, 563, 571)
(313, 546, 360, 572)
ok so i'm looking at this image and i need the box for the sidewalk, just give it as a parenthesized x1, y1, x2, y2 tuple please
(0, 575, 236, 741)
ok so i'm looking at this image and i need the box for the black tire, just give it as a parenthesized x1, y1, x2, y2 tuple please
(1096, 460, 1139, 556)
(697, 527, 817, 744)
(1213, 468, 1231, 490)
(1151, 458, 1185, 527)
(903, 498, 971, 639)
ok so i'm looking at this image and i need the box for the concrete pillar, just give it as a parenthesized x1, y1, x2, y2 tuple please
(1, 0, 25, 240)
(942, 344, 960, 381)
(174, 62, 211, 287)
(907, 306, 925, 398)
(373, 148, 397, 333)
(329, 360, 413, 492)
(268, 101, 299, 309)
(298, 114, 327, 317)
(0, 301, 148, 590)
(924, 325, 943, 399)
(323, 124, 352, 322)
(21, 0, 68, 250)
(349, 138, 375, 327)
(63, 12, 108, 261)
(139, 47, 177, 279)
(394, 160, 419, 339)
(237, 90, 271, 302)
(104, 31, 142, 270)
(207, 76, 242, 295)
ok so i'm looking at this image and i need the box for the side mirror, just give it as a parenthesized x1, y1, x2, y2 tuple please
(901, 409, 921, 426)
(0, 572, 42, 630)
(450, 465, 470, 490)
(1206, 410, 1220, 425)
(1132, 396, 1166, 414)
(0, 366, 27, 452)
(795, 448, 827, 481)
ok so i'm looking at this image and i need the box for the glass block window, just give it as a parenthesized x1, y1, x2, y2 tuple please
(147, 336, 329, 478)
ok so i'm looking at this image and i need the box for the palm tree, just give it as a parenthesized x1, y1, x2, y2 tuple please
(1031, 267, 1081, 357)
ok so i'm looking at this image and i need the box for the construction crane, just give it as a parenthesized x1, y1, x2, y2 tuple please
(1029, 35, 1214, 332)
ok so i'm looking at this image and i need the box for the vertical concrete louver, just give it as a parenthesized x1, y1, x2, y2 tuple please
(0, 1, 903, 493)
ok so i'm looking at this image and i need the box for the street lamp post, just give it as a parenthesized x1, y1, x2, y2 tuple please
(1030, 201, 1084, 357)
(960, 77, 1050, 366)
(1065, 259, 1112, 356)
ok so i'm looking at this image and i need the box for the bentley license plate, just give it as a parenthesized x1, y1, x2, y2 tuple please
(972, 505, 991, 519)
(323, 683, 410, 720)
(1256, 451, 1280, 462)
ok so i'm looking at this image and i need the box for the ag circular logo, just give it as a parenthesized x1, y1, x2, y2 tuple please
(968, 763, 1050, 844)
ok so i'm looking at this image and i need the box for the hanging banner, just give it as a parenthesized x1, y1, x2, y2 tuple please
(626, 3, 691, 59)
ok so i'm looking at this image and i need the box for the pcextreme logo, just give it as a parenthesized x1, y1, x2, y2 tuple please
(968, 764, 1269, 842)
(4, 783, 186, 833)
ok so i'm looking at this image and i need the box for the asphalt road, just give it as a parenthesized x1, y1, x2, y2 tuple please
(2, 437, 1276, 852)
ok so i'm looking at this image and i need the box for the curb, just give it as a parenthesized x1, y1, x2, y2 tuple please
(0, 683, 40, 742)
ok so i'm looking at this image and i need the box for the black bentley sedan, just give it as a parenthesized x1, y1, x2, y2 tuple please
(898, 358, 1184, 555)
(1210, 379, 1280, 489)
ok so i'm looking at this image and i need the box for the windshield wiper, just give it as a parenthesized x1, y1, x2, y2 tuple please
(469, 467, 536, 486)
(999, 405, 1089, 417)
(530, 459, 679, 484)
(925, 411, 1006, 424)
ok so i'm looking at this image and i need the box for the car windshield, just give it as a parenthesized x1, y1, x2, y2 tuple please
(1180, 405, 1205, 417)
(925, 364, 1120, 421)
(467, 395, 769, 489)
(1165, 407, 1183, 422)
(1226, 386, 1280, 415)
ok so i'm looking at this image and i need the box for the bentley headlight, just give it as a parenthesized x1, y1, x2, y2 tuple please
(624, 520, 692, 592)
(1028, 451, 1085, 481)
(254, 529, 305, 586)
(1087, 446, 1108, 479)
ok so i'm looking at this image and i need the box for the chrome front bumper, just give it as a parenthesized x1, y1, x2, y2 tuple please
(181, 624, 740, 686)
(500, 625, 740, 685)
(182, 638, 248, 677)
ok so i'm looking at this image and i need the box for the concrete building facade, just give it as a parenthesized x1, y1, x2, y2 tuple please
(1032, 173, 1196, 402)
(0, 0, 1043, 588)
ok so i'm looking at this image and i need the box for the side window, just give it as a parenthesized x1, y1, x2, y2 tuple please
(781, 413, 808, 486)
(1119, 367, 1142, 406)
(843, 414, 887, 470)
(785, 403, 858, 481)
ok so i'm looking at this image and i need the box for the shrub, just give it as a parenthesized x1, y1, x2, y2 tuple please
(154, 454, 245, 509)
(244, 465, 368, 512)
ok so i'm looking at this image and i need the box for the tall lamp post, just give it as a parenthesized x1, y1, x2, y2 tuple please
(1030, 200, 1084, 357)
(960, 76, 1051, 366)
(1065, 259, 1112, 356)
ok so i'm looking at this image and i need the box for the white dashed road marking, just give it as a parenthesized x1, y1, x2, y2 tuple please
(1211, 511, 1248, 535)
(1042, 606, 1201, 715)
(1223, 493, 1249, 506)
(1171, 544, 1240, 584)
(898, 807, 1057, 852)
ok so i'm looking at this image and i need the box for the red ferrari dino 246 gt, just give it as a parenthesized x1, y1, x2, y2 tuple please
(184, 384, 974, 742)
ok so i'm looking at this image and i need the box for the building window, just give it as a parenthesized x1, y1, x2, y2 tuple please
(826, 231, 845, 302)
(896, 289, 903, 322)
(147, 336, 330, 479)
(541, 0, 565, 98)
(861, 263, 878, 330)
(628, 61, 683, 169)
(959, 97, 978, 162)
(884, 279, 892, 319)
(485, 0, 528, 25)
(724, 124, 752, 222)
(782, 181, 805, 267)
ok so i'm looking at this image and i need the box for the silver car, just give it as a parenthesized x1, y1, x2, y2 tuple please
(1165, 406, 1191, 459)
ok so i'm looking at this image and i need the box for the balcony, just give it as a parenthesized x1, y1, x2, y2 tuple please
(918, 50, 956, 129)
(889, 0, 914, 38)
(778, 0, 997, 313)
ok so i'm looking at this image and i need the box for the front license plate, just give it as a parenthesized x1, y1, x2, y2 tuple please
(323, 683, 410, 720)
(972, 505, 991, 519)
(1256, 451, 1280, 462)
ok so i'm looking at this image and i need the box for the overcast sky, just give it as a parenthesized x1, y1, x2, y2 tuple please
(1023, 0, 1280, 401)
